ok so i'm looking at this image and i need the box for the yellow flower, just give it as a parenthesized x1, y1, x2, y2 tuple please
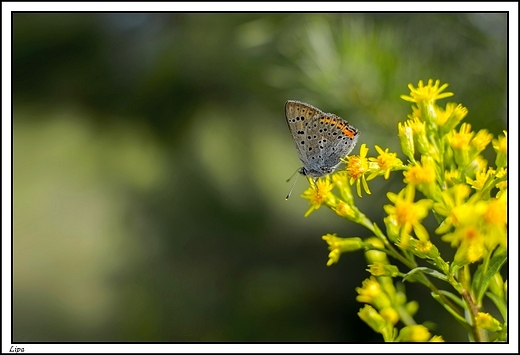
(476, 312, 502, 332)
(444, 168, 462, 186)
(408, 116, 426, 135)
(380, 307, 399, 325)
(450, 227, 486, 264)
(358, 305, 389, 335)
(398, 237, 442, 262)
(356, 277, 392, 310)
(430, 335, 445, 342)
(471, 129, 493, 153)
(356, 277, 383, 304)
(332, 201, 357, 220)
(466, 167, 494, 191)
(344, 143, 371, 197)
(448, 123, 475, 167)
(384, 185, 433, 241)
(301, 177, 335, 217)
(481, 194, 507, 249)
(322, 233, 364, 266)
(437, 102, 468, 135)
(368, 145, 404, 180)
(466, 155, 488, 177)
(449, 122, 474, 148)
(404, 160, 435, 185)
(416, 240, 433, 254)
(398, 121, 415, 161)
(401, 79, 454, 104)
(368, 262, 400, 277)
(398, 325, 432, 342)
(331, 171, 354, 205)
(492, 131, 507, 168)
(403, 117, 430, 154)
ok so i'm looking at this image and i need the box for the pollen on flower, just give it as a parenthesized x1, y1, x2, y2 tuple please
(301, 178, 335, 217)
(346, 155, 367, 179)
(344, 144, 371, 196)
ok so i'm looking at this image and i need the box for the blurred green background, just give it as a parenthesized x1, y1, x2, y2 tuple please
(13, 13, 507, 342)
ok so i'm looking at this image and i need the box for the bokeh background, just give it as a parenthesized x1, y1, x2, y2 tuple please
(13, 13, 507, 342)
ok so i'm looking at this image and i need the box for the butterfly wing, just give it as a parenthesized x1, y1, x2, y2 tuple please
(285, 100, 324, 168)
(312, 112, 359, 173)
(285, 100, 359, 178)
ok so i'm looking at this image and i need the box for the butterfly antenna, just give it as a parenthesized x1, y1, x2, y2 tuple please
(285, 169, 301, 200)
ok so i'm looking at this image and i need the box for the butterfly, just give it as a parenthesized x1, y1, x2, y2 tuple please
(285, 100, 359, 198)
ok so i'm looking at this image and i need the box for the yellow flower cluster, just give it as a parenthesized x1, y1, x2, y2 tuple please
(298, 79, 507, 342)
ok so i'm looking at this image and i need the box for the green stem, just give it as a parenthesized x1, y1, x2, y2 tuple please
(359, 219, 465, 323)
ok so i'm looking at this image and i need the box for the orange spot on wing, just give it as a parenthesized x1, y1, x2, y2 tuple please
(320, 117, 357, 138)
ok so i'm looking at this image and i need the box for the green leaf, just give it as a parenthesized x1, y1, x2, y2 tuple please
(473, 252, 507, 304)
(431, 292, 472, 332)
(486, 292, 507, 323)
(437, 290, 466, 310)
(403, 267, 448, 283)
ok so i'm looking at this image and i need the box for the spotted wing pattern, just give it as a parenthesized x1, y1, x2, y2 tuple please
(285, 100, 359, 178)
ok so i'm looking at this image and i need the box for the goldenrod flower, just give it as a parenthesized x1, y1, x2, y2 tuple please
(466, 167, 494, 191)
(492, 131, 507, 168)
(398, 121, 415, 162)
(404, 160, 435, 185)
(406, 117, 430, 154)
(400, 79, 454, 104)
(444, 225, 486, 264)
(398, 238, 443, 266)
(384, 185, 433, 241)
(449, 123, 474, 167)
(429, 335, 445, 342)
(332, 201, 357, 220)
(368, 145, 404, 180)
(444, 168, 462, 187)
(437, 102, 468, 135)
(466, 155, 488, 177)
(482, 194, 507, 250)
(368, 262, 400, 277)
(344, 143, 371, 197)
(471, 129, 493, 154)
(380, 307, 400, 325)
(322, 233, 364, 266)
(301, 177, 335, 217)
(358, 305, 388, 335)
(484, 195, 507, 227)
(356, 277, 392, 310)
(475, 312, 502, 332)
(398, 325, 432, 342)
(332, 171, 354, 205)
(495, 168, 507, 198)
